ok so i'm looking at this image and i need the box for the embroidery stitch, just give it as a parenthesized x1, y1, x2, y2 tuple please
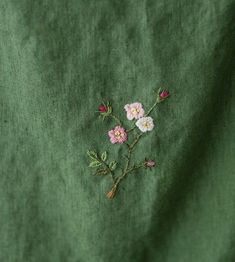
(87, 89, 170, 199)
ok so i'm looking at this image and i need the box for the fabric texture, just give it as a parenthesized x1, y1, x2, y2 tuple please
(0, 1, 235, 261)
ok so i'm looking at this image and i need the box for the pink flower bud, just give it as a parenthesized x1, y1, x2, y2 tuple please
(144, 159, 156, 168)
(159, 90, 170, 99)
(99, 104, 108, 113)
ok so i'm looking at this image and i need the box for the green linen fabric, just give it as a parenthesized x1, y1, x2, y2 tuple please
(0, 0, 235, 261)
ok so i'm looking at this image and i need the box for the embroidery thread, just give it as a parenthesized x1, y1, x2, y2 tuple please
(87, 89, 170, 199)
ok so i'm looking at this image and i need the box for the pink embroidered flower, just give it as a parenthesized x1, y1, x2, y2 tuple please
(159, 90, 170, 100)
(108, 126, 128, 144)
(124, 102, 145, 120)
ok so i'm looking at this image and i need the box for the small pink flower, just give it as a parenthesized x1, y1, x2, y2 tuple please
(124, 102, 145, 120)
(108, 126, 128, 144)
(159, 90, 170, 99)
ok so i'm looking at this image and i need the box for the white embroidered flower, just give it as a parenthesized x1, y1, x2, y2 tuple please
(135, 117, 154, 132)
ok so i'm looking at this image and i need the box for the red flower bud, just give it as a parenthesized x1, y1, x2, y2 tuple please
(99, 104, 108, 113)
(159, 90, 170, 99)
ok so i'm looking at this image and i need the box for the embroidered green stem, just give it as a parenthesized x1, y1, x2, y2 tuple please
(126, 125, 135, 133)
(145, 100, 159, 117)
(126, 163, 145, 174)
(109, 133, 143, 194)
(129, 133, 143, 149)
(110, 113, 122, 126)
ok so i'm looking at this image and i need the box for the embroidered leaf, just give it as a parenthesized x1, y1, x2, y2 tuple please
(89, 161, 102, 168)
(88, 156, 98, 161)
(101, 151, 107, 161)
(87, 150, 98, 161)
(109, 161, 117, 170)
(87, 150, 98, 157)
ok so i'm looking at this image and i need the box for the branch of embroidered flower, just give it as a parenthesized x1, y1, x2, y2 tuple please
(125, 133, 143, 149)
(126, 125, 135, 133)
(106, 149, 131, 199)
(129, 133, 143, 149)
(106, 162, 146, 199)
(146, 90, 170, 115)
(123, 134, 142, 177)
(145, 100, 159, 117)
(106, 158, 156, 199)
(106, 135, 143, 199)
(123, 133, 143, 175)
(107, 127, 154, 199)
(126, 163, 145, 174)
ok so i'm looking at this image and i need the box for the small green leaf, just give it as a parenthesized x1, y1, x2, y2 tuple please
(109, 161, 117, 170)
(88, 156, 98, 161)
(89, 161, 102, 168)
(112, 163, 117, 170)
(87, 150, 97, 156)
(101, 151, 107, 161)
(87, 150, 98, 160)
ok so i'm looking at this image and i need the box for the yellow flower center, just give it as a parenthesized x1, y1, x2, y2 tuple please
(143, 121, 150, 128)
(131, 107, 140, 115)
(114, 130, 125, 139)
(115, 131, 120, 136)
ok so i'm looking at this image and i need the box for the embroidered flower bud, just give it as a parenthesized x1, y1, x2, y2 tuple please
(144, 159, 156, 168)
(159, 90, 170, 100)
(106, 185, 117, 199)
(98, 102, 112, 118)
(99, 104, 108, 113)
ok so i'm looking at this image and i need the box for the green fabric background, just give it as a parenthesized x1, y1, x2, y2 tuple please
(0, 1, 235, 261)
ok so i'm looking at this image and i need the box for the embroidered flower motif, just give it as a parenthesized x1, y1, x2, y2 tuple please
(108, 126, 128, 144)
(159, 90, 170, 100)
(124, 102, 145, 120)
(144, 159, 156, 168)
(88, 88, 170, 199)
(135, 117, 154, 132)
